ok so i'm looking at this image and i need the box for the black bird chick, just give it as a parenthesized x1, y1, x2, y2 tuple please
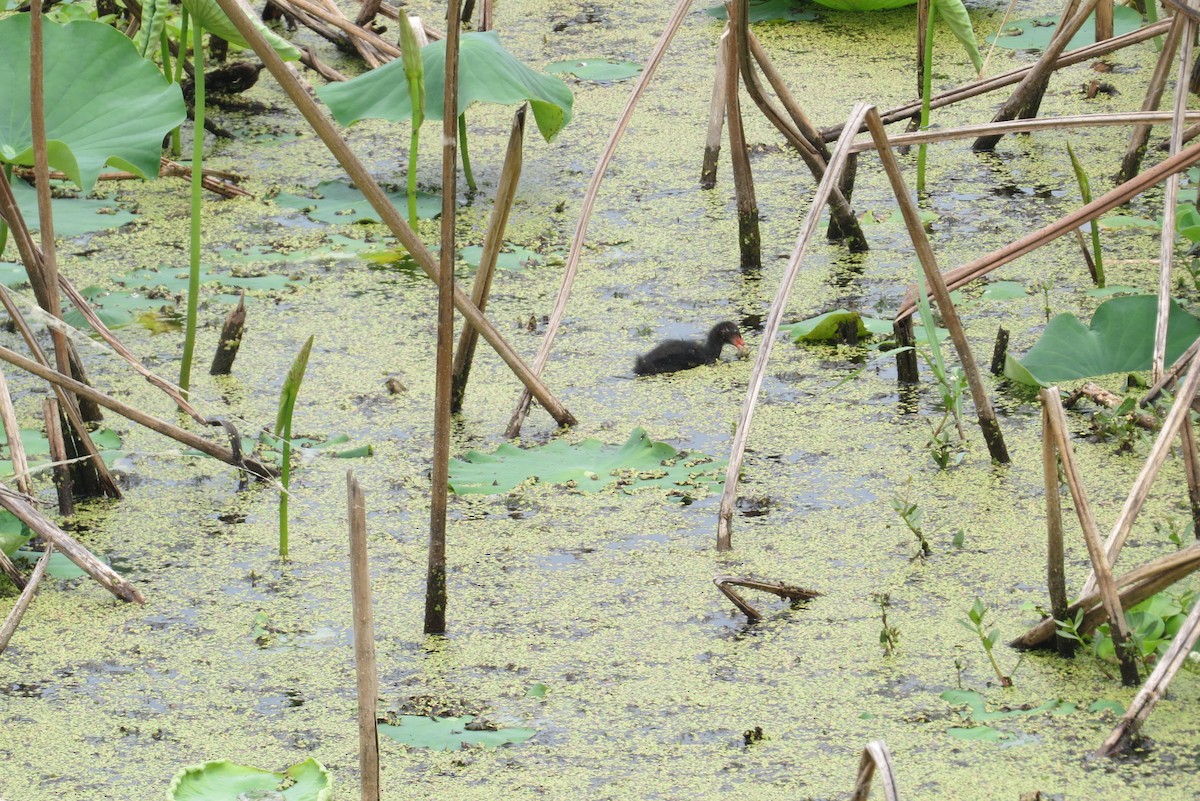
(634, 321, 748, 375)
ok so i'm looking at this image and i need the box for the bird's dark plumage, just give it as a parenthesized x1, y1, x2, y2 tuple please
(634, 321, 747, 375)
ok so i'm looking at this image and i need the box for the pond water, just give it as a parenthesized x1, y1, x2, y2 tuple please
(3, 0, 1200, 799)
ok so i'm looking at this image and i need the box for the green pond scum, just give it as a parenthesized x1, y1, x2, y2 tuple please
(3, 0, 1200, 799)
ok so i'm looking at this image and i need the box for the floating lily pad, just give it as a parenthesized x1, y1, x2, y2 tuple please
(119, 264, 297, 295)
(987, 7, 1143, 52)
(320, 31, 573, 143)
(0, 16, 186, 190)
(545, 58, 643, 82)
(979, 281, 1027, 301)
(12, 547, 108, 579)
(377, 715, 535, 751)
(1005, 295, 1200, 386)
(943, 689, 1075, 722)
(947, 725, 1008, 741)
(1099, 214, 1158, 230)
(448, 428, 725, 496)
(459, 243, 541, 271)
(63, 286, 175, 332)
(168, 758, 331, 801)
(9, 179, 137, 237)
(0, 511, 31, 557)
(706, 0, 818, 19)
(782, 310, 874, 341)
(275, 181, 440, 224)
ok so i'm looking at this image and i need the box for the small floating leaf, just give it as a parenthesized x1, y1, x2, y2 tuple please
(9, 179, 137, 237)
(276, 180, 440, 224)
(947, 725, 1008, 741)
(987, 7, 1143, 52)
(979, 281, 1026, 301)
(378, 715, 534, 751)
(545, 58, 642, 82)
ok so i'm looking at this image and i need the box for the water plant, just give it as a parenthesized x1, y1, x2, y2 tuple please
(872, 592, 900, 655)
(1066, 141, 1105, 287)
(914, 272, 967, 467)
(890, 479, 931, 559)
(916, 0, 982, 193)
(273, 335, 314, 560)
(167, 758, 331, 801)
(960, 598, 1012, 686)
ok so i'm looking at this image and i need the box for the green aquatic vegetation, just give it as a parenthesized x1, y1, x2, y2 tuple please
(890, 480, 931, 558)
(960, 598, 1012, 686)
(1092, 590, 1198, 671)
(275, 180, 439, 225)
(942, 689, 1075, 741)
(872, 592, 900, 656)
(0, 16, 186, 190)
(545, 58, 643, 82)
(987, 7, 1144, 52)
(168, 758, 331, 801)
(274, 335, 313, 560)
(781, 309, 893, 342)
(7, 179, 137, 239)
(916, 0, 982, 192)
(377, 714, 535, 751)
(0, 511, 30, 556)
(915, 272, 967, 466)
(1067, 141, 1105, 287)
(448, 428, 724, 497)
(1004, 295, 1200, 386)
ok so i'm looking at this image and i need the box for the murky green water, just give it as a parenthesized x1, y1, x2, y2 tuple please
(3, 0, 1200, 798)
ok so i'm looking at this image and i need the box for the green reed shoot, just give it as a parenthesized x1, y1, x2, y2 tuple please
(1067, 141, 1105, 287)
(274, 335, 314, 559)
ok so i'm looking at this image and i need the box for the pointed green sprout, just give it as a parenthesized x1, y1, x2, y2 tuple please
(273, 335, 314, 559)
(917, 0, 982, 193)
(398, 9, 425, 228)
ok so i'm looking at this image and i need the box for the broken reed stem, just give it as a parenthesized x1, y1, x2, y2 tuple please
(1079, 349, 1200, 599)
(847, 111, 1200, 154)
(0, 344, 274, 478)
(0, 368, 31, 496)
(1117, 13, 1185, 183)
(0, 483, 143, 603)
(713, 575, 820, 622)
(700, 34, 728, 189)
(895, 138, 1200, 320)
(893, 316, 919, 383)
(504, 0, 694, 438)
(426, 0, 461, 636)
(1042, 390, 1140, 685)
(868, 108, 1010, 463)
(1141, 338, 1200, 406)
(1040, 392, 1074, 657)
(346, 471, 380, 801)
(731, 0, 866, 250)
(43, 397, 73, 517)
(721, 21, 761, 271)
(1179, 417, 1200, 539)
(451, 106, 526, 413)
(0, 544, 52, 654)
(823, 18, 1171, 142)
(716, 102, 872, 551)
(274, 0, 399, 60)
(973, 0, 1101, 151)
(1012, 543, 1200, 648)
(1098, 592, 1200, 757)
(209, 0, 575, 429)
(851, 740, 900, 801)
(0, 548, 25, 591)
(210, 292, 247, 376)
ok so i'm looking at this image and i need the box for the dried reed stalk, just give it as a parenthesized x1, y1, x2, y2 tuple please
(1098, 594, 1200, 756)
(210, 0, 576, 428)
(0, 368, 31, 496)
(43, 398, 72, 517)
(868, 109, 1009, 462)
(851, 740, 900, 801)
(346, 471, 379, 801)
(210, 292, 247, 376)
(0, 544, 51, 653)
(721, 20, 760, 270)
(0, 483, 142, 603)
(451, 106, 526, 412)
(700, 33, 728, 189)
(1043, 389, 1140, 685)
(503, 0, 694, 437)
(427, 0, 461, 636)
(1012, 543, 1200, 648)
(713, 575, 820, 622)
(716, 102, 872, 551)
(894, 139, 1200, 320)
(1078, 349, 1200, 598)
(1040, 395, 1073, 657)
(1117, 13, 1186, 183)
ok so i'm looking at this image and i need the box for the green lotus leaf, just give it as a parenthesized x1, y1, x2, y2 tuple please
(119, 264, 296, 294)
(1099, 215, 1158, 230)
(706, 0, 817, 21)
(8, 178, 138, 238)
(275, 181, 440, 224)
(987, 7, 1143, 52)
(807, 0, 916, 10)
(0, 16, 186, 190)
(180, 0, 301, 61)
(0, 511, 31, 557)
(168, 758, 331, 801)
(12, 547, 106, 579)
(378, 715, 535, 751)
(63, 286, 175, 332)
(781, 310, 868, 341)
(934, 0, 981, 73)
(947, 725, 1008, 741)
(545, 58, 643, 82)
(459, 243, 541, 271)
(979, 281, 1026, 301)
(448, 428, 725, 496)
(1005, 295, 1200, 386)
(320, 31, 574, 142)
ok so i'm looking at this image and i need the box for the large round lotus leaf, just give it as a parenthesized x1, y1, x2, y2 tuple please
(167, 758, 331, 801)
(320, 31, 573, 142)
(0, 17, 186, 191)
(181, 0, 301, 61)
(807, 0, 916, 10)
(1004, 295, 1200, 386)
